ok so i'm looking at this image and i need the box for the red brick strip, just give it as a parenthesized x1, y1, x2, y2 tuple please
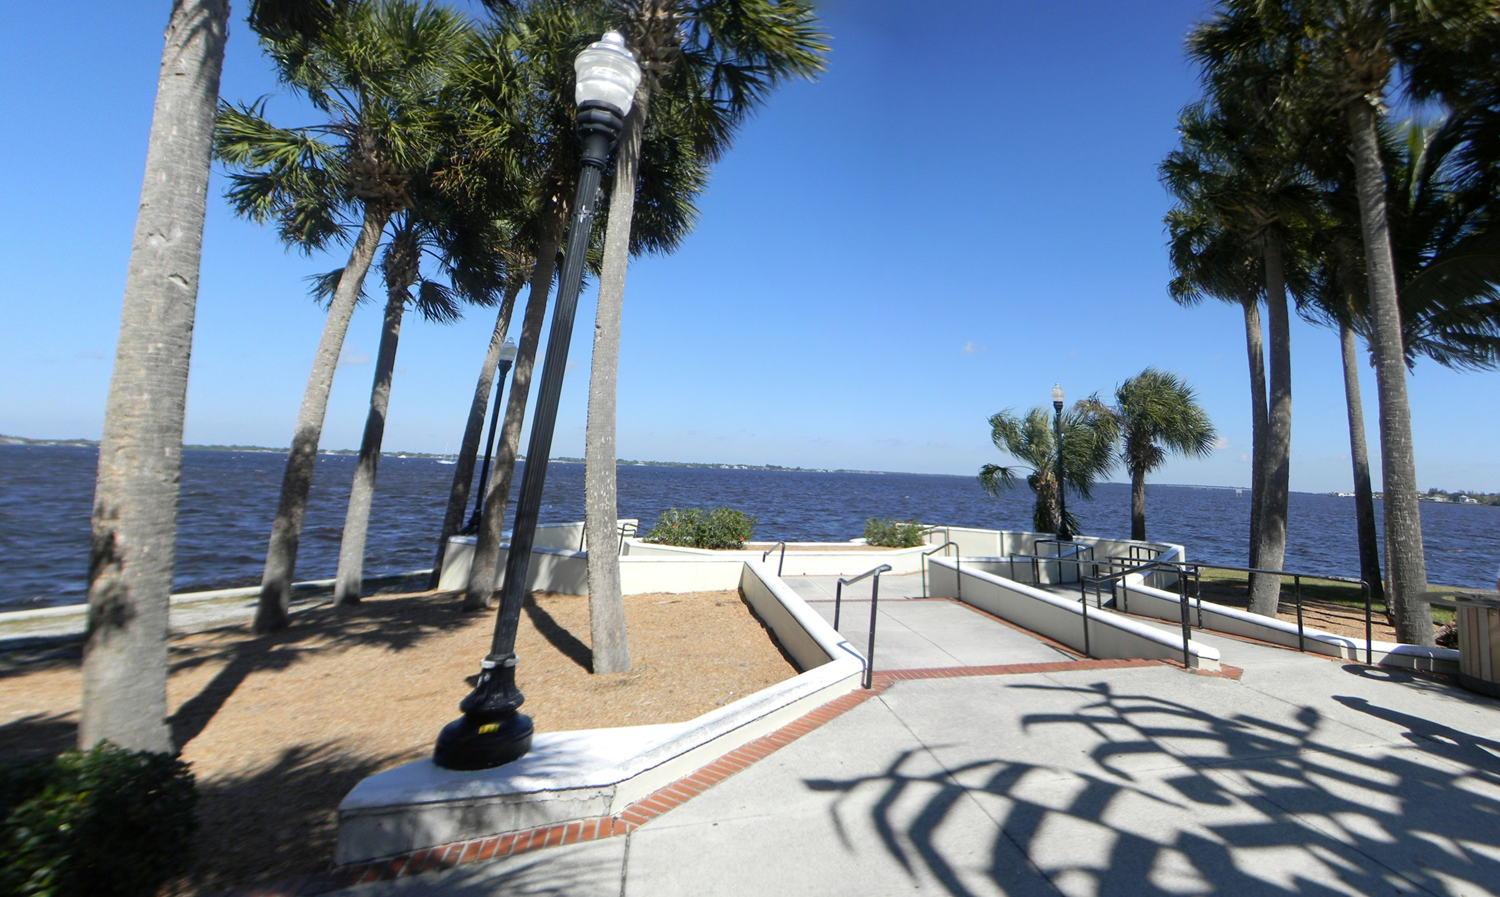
(229, 655, 1224, 895)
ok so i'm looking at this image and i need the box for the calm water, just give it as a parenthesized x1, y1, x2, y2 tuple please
(1, 444, 1496, 610)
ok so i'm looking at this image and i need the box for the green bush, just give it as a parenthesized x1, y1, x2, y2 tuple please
(644, 507, 756, 549)
(864, 518, 924, 548)
(0, 743, 197, 897)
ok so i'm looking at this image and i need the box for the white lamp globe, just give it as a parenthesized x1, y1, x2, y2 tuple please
(574, 32, 641, 117)
(499, 338, 518, 364)
(1051, 383, 1064, 406)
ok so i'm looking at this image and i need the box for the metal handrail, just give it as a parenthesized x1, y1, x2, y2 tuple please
(920, 541, 961, 599)
(1033, 539, 1095, 586)
(617, 521, 637, 555)
(833, 563, 893, 689)
(762, 541, 787, 576)
(1088, 557, 1373, 666)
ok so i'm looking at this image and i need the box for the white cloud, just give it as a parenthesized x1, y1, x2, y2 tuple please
(1211, 436, 1232, 451)
(1239, 453, 1250, 463)
(961, 341, 985, 356)
(76, 349, 105, 360)
(339, 350, 372, 367)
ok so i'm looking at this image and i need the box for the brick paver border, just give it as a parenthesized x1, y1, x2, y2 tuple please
(225, 656, 1238, 896)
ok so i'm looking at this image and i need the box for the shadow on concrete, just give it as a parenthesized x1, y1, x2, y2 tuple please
(807, 678, 1500, 897)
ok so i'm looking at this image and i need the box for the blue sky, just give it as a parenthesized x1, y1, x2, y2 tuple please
(2, 0, 1497, 493)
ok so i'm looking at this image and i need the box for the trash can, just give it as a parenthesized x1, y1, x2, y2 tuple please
(1455, 594, 1500, 698)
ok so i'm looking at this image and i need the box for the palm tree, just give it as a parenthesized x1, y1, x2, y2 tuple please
(81, 0, 229, 755)
(1163, 201, 1268, 567)
(427, 244, 530, 589)
(979, 400, 1119, 536)
(1161, 92, 1316, 616)
(582, 0, 828, 673)
(1113, 369, 1217, 541)
(215, 0, 467, 631)
(332, 205, 500, 604)
(453, 2, 610, 613)
(1190, 0, 1496, 647)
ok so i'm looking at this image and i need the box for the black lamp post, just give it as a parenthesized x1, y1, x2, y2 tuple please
(1052, 382, 1073, 542)
(462, 338, 518, 535)
(434, 32, 642, 771)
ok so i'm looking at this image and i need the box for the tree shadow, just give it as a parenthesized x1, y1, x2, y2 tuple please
(522, 592, 593, 673)
(805, 676, 1500, 896)
(168, 741, 409, 896)
(170, 592, 463, 749)
(0, 711, 77, 762)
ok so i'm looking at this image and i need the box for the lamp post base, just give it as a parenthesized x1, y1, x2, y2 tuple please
(433, 710, 534, 771)
(434, 654, 533, 770)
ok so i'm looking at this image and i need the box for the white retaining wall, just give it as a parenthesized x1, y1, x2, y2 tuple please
(335, 559, 864, 864)
(1120, 579, 1459, 674)
(926, 558, 1220, 671)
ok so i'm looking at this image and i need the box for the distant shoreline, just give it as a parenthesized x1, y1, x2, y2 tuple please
(6, 436, 1498, 499)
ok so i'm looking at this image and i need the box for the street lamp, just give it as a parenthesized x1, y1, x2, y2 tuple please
(1051, 383, 1073, 542)
(434, 32, 641, 771)
(462, 338, 518, 535)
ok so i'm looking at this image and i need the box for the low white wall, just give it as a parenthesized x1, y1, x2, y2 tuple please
(1120, 580, 1459, 674)
(927, 558, 1219, 671)
(335, 560, 864, 864)
(621, 540, 931, 576)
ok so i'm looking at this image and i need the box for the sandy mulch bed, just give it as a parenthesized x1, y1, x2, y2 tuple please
(0, 589, 797, 894)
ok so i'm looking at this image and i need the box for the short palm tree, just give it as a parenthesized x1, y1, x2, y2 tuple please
(979, 400, 1119, 536)
(214, 0, 467, 631)
(1113, 369, 1217, 541)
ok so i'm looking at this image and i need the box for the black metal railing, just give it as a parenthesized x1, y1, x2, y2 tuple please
(617, 521, 637, 555)
(1086, 557, 1374, 666)
(1032, 539, 1096, 586)
(762, 541, 787, 576)
(920, 541, 961, 599)
(834, 563, 893, 689)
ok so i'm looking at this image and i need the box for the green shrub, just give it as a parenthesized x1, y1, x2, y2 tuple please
(644, 507, 756, 549)
(864, 518, 924, 548)
(0, 743, 197, 897)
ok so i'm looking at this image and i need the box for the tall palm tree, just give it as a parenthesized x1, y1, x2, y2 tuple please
(1163, 202, 1268, 566)
(215, 0, 467, 631)
(1191, 0, 1497, 646)
(582, 0, 828, 673)
(82, 0, 230, 755)
(979, 400, 1119, 536)
(1161, 92, 1316, 616)
(1113, 369, 1217, 541)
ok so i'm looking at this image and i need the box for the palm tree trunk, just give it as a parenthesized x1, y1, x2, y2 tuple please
(583, 94, 649, 675)
(1242, 294, 1268, 568)
(1347, 102, 1432, 645)
(333, 291, 407, 604)
(1248, 237, 1291, 617)
(255, 205, 389, 632)
(464, 229, 562, 611)
(1338, 319, 1386, 616)
(81, 0, 228, 754)
(428, 281, 521, 589)
(1130, 465, 1147, 541)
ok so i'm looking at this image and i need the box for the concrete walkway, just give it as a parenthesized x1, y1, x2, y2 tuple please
(787, 574, 1075, 670)
(329, 581, 1500, 897)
